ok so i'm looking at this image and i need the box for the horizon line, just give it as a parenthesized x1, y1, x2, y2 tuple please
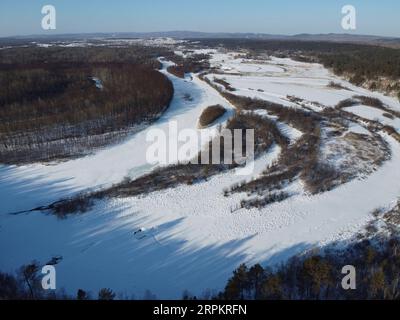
(1, 30, 399, 41)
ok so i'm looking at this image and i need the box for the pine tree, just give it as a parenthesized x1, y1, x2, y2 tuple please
(98, 288, 116, 300)
(300, 256, 333, 299)
(261, 274, 284, 300)
(369, 270, 385, 299)
(77, 289, 88, 300)
(19, 261, 40, 299)
(224, 264, 250, 300)
(248, 264, 264, 299)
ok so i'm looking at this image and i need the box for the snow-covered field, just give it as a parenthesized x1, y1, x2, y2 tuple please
(0, 60, 233, 214)
(345, 105, 400, 133)
(206, 55, 400, 111)
(1, 48, 400, 299)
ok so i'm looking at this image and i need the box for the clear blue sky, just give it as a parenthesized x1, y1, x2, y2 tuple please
(0, 0, 399, 37)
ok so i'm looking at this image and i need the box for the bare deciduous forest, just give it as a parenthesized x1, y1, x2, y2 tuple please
(0, 47, 174, 164)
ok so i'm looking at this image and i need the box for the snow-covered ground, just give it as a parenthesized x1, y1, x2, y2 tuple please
(250, 109, 303, 144)
(1, 49, 400, 299)
(345, 105, 400, 133)
(0, 59, 233, 214)
(206, 55, 400, 113)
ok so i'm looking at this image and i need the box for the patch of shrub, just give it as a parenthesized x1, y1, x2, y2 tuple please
(383, 112, 395, 119)
(240, 192, 290, 209)
(166, 53, 211, 74)
(167, 65, 185, 78)
(213, 77, 235, 91)
(47, 194, 95, 218)
(353, 95, 384, 108)
(336, 98, 358, 109)
(198, 105, 227, 128)
(327, 81, 348, 90)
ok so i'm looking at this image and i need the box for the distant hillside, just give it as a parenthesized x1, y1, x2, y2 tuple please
(2, 31, 400, 48)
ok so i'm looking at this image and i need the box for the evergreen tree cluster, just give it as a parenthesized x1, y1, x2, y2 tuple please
(218, 237, 400, 300)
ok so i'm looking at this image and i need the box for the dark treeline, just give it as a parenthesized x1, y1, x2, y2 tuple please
(167, 65, 186, 78)
(166, 52, 211, 76)
(0, 64, 173, 133)
(218, 236, 400, 300)
(196, 38, 384, 53)
(0, 46, 174, 164)
(318, 49, 400, 86)
(0, 45, 170, 67)
(0, 260, 125, 300)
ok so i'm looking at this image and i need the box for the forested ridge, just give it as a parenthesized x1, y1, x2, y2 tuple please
(0, 46, 174, 164)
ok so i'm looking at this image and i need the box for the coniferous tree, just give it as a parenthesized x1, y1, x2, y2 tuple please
(247, 264, 265, 299)
(98, 288, 116, 300)
(224, 264, 250, 300)
(77, 289, 89, 300)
